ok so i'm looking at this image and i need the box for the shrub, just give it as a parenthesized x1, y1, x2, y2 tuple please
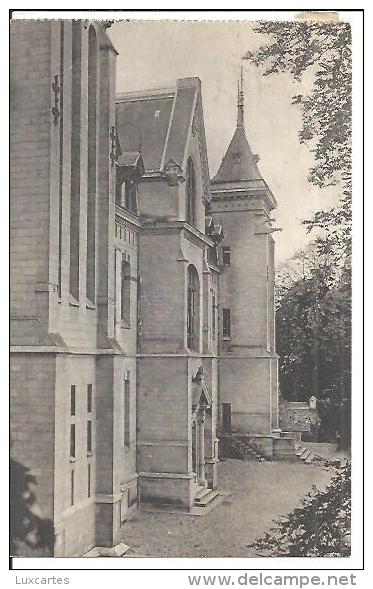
(247, 461, 351, 557)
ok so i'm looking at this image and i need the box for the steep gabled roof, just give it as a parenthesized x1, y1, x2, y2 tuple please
(116, 78, 207, 176)
(116, 90, 175, 171)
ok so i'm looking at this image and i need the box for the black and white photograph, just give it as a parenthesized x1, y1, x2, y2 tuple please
(8, 8, 364, 573)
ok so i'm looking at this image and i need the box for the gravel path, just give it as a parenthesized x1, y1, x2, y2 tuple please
(122, 457, 334, 558)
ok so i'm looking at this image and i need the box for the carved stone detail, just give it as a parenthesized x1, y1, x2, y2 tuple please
(110, 126, 120, 167)
(51, 74, 62, 126)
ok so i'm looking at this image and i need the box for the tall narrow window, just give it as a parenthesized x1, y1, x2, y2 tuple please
(121, 258, 131, 325)
(222, 308, 231, 339)
(87, 420, 92, 454)
(123, 373, 130, 446)
(211, 291, 216, 340)
(70, 22, 81, 300)
(185, 158, 196, 227)
(222, 246, 231, 266)
(187, 265, 200, 351)
(70, 424, 76, 459)
(87, 384, 92, 414)
(86, 26, 97, 303)
(87, 464, 91, 498)
(57, 21, 64, 298)
(70, 385, 76, 416)
(70, 470, 75, 506)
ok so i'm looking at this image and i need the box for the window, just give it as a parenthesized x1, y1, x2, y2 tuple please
(70, 385, 76, 416)
(57, 22, 64, 298)
(211, 291, 216, 340)
(70, 424, 76, 459)
(185, 158, 196, 227)
(187, 265, 200, 351)
(86, 25, 97, 303)
(87, 384, 92, 414)
(87, 464, 91, 498)
(123, 373, 130, 446)
(121, 258, 131, 324)
(69, 22, 82, 300)
(70, 470, 75, 506)
(222, 308, 231, 339)
(119, 179, 138, 214)
(222, 246, 231, 266)
(87, 420, 92, 454)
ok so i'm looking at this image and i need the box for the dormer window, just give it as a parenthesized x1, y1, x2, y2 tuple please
(118, 178, 138, 215)
(186, 158, 196, 227)
(222, 246, 231, 266)
(115, 151, 144, 216)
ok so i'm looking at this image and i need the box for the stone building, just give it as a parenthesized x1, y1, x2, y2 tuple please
(210, 77, 279, 436)
(10, 20, 280, 557)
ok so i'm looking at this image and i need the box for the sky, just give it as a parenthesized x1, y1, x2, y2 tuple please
(108, 20, 338, 264)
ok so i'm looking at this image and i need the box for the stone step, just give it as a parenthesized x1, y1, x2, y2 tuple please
(296, 445, 306, 456)
(194, 489, 219, 508)
(194, 486, 212, 502)
(299, 447, 310, 458)
(304, 453, 315, 464)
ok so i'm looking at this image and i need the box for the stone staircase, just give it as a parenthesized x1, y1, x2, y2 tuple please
(295, 443, 323, 464)
(193, 485, 220, 510)
(231, 437, 267, 462)
(220, 432, 325, 465)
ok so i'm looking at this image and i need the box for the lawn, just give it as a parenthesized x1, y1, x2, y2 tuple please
(122, 457, 335, 557)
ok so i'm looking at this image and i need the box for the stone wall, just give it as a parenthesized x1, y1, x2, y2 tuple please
(279, 400, 319, 434)
(10, 21, 52, 323)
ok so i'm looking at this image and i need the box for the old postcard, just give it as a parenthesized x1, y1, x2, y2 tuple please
(9, 10, 359, 567)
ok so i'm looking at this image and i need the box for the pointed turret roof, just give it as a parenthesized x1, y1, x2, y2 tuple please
(211, 71, 263, 185)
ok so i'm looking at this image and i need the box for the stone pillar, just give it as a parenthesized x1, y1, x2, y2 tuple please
(192, 419, 197, 479)
(197, 408, 206, 486)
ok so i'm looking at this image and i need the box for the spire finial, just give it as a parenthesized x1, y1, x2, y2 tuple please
(237, 64, 244, 128)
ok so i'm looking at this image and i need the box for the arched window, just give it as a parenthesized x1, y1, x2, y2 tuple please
(117, 177, 138, 215)
(187, 265, 200, 351)
(121, 258, 131, 325)
(86, 25, 97, 303)
(185, 158, 196, 227)
(69, 21, 82, 300)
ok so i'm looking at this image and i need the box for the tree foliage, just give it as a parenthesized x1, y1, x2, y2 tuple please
(248, 461, 351, 557)
(10, 457, 55, 556)
(244, 20, 351, 192)
(245, 20, 352, 447)
(244, 19, 352, 258)
(276, 241, 351, 445)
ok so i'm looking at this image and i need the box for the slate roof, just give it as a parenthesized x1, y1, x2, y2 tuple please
(211, 79, 264, 185)
(116, 78, 200, 174)
(211, 125, 263, 184)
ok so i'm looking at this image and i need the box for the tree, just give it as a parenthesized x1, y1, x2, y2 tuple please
(245, 20, 352, 448)
(247, 460, 351, 557)
(10, 457, 55, 556)
(244, 19, 351, 259)
(244, 20, 351, 195)
(276, 241, 351, 446)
